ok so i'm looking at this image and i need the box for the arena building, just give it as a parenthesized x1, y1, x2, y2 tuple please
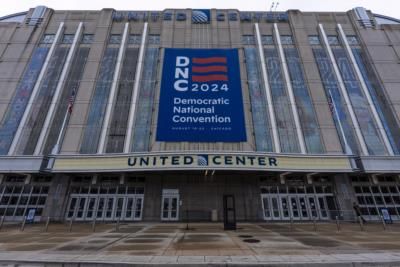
(0, 6, 399, 223)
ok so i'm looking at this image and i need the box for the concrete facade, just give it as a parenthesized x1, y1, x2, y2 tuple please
(0, 6, 399, 222)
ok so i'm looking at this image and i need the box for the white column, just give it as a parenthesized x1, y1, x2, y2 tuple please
(34, 22, 84, 155)
(124, 22, 148, 153)
(318, 23, 369, 156)
(8, 22, 65, 155)
(254, 23, 280, 153)
(273, 23, 306, 154)
(97, 22, 130, 154)
(337, 24, 394, 156)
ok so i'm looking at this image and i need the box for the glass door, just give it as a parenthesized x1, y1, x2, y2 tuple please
(115, 197, 124, 221)
(289, 196, 300, 220)
(133, 197, 143, 220)
(66, 197, 78, 219)
(261, 195, 271, 220)
(298, 196, 309, 220)
(124, 197, 134, 220)
(307, 196, 319, 219)
(280, 196, 290, 220)
(86, 197, 97, 220)
(104, 197, 115, 221)
(317, 196, 329, 219)
(96, 197, 105, 220)
(75, 197, 87, 220)
(161, 195, 179, 221)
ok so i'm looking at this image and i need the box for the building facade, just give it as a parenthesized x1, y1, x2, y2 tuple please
(0, 6, 399, 222)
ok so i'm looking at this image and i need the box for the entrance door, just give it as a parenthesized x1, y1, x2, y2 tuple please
(133, 197, 143, 220)
(223, 194, 237, 230)
(96, 197, 105, 220)
(298, 196, 309, 220)
(289, 196, 300, 220)
(261, 195, 272, 220)
(161, 190, 179, 221)
(85, 197, 97, 220)
(104, 197, 115, 221)
(280, 196, 290, 220)
(317, 196, 329, 219)
(307, 196, 319, 219)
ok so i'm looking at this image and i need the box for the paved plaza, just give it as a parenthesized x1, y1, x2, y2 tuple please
(0, 222, 400, 265)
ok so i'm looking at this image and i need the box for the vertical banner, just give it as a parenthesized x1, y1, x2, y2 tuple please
(156, 48, 246, 142)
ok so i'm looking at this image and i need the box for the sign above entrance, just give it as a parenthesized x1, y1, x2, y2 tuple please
(52, 153, 354, 173)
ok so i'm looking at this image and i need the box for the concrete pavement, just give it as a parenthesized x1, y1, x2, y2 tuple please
(0, 222, 400, 265)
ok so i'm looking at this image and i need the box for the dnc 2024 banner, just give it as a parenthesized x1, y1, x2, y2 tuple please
(156, 48, 246, 142)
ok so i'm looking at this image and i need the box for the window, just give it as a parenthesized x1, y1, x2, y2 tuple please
(80, 47, 119, 153)
(244, 48, 273, 152)
(100, 176, 119, 183)
(327, 35, 339, 45)
(42, 34, 55, 44)
(82, 34, 94, 44)
(261, 35, 274, 45)
(308, 36, 320, 45)
(128, 34, 142, 44)
(71, 176, 92, 183)
(280, 35, 293, 45)
(109, 34, 122, 44)
(242, 35, 255, 45)
(131, 48, 159, 151)
(148, 34, 160, 45)
(346, 35, 358, 45)
(32, 176, 52, 183)
(4, 175, 26, 183)
(62, 34, 75, 44)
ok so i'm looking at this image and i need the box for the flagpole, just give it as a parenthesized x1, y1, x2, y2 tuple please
(328, 90, 352, 155)
(51, 108, 71, 155)
(51, 88, 76, 155)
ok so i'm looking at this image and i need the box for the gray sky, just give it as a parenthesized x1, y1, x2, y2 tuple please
(1, 0, 399, 18)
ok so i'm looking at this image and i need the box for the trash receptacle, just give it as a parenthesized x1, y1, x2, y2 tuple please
(211, 209, 218, 222)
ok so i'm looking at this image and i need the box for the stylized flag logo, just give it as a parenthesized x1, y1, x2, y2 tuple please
(192, 10, 210, 24)
(197, 155, 209, 166)
(191, 57, 228, 82)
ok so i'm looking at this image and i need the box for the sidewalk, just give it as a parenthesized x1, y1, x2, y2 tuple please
(0, 222, 399, 266)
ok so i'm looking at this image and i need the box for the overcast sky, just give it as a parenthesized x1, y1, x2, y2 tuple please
(1, 0, 399, 18)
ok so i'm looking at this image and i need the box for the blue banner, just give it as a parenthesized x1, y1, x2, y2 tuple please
(156, 48, 246, 142)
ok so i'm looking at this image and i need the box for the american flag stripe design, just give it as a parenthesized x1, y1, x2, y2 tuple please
(192, 65, 227, 73)
(192, 57, 227, 64)
(192, 74, 228, 82)
(191, 56, 229, 82)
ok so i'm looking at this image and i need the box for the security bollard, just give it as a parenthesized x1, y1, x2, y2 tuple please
(20, 216, 27, 232)
(358, 216, 364, 231)
(290, 217, 294, 231)
(313, 217, 317, 232)
(68, 218, 73, 232)
(115, 217, 120, 232)
(0, 216, 4, 231)
(335, 216, 341, 232)
(44, 217, 50, 232)
(380, 215, 387, 231)
(92, 218, 96, 232)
